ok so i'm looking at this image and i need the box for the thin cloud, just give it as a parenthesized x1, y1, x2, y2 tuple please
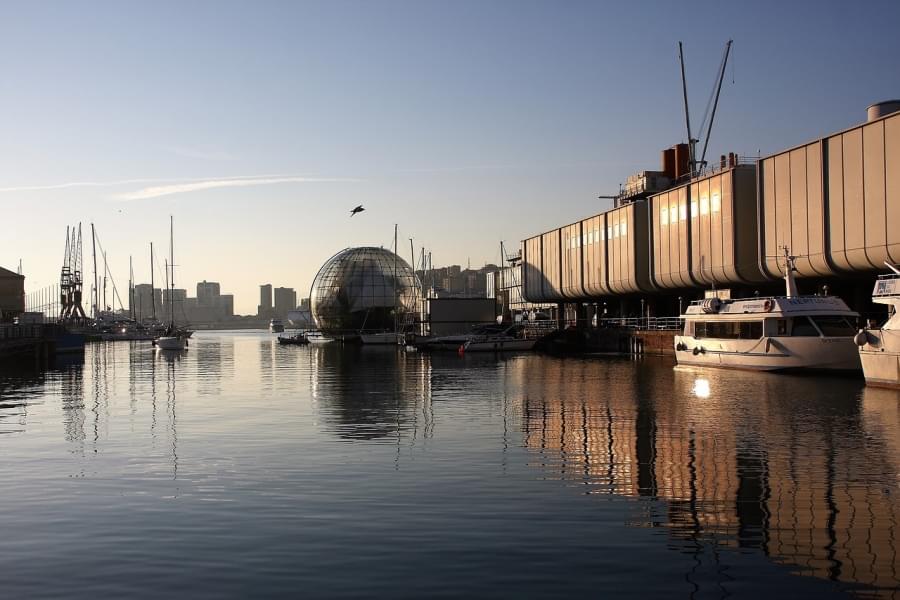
(0, 174, 353, 198)
(115, 176, 349, 201)
(167, 146, 237, 161)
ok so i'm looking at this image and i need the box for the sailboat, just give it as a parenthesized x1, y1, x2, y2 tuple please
(154, 216, 189, 351)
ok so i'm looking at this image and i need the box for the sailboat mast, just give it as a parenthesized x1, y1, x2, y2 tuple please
(169, 215, 175, 326)
(150, 242, 156, 321)
(91, 223, 98, 319)
(129, 255, 134, 320)
(393, 224, 398, 333)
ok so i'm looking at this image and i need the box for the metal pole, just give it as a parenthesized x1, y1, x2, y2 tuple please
(678, 42, 696, 179)
(698, 40, 733, 174)
(91, 223, 98, 319)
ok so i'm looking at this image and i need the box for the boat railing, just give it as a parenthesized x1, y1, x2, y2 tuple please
(597, 317, 684, 331)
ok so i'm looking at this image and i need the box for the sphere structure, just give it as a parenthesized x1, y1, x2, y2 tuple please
(310, 247, 421, 333)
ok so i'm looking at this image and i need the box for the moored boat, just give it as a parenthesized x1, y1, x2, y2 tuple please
(856, 266, 900, 388)
(278, 333, 310, 346)
(461, 325, 537, 353)
(269, 319, 285, 333)
(674, 249, 861, 372)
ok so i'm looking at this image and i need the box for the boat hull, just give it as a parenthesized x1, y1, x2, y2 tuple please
(675, 335, 861, 371)
(463, 338, 537, 352)
(155, 336, 187, 351)
(859, 330, 900, 388)
(359, 333, 401, 345)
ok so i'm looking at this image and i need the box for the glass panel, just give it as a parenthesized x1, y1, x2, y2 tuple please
(790, 317, 820, 337)
(811, 315, 857, 337)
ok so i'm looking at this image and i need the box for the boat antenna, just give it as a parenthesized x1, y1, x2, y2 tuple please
(783, 246, 799, 298)
(698, 39, 733, 174)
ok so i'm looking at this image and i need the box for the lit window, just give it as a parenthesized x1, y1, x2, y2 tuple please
(661, 207, 668, 225)
(691, 201, 698, 218)
(582, 234, 586, 246)
(594, 228, 599, 241)
(680, 204, 687, 221)
(588, 231, 593, 244)
(621, 220, 627, 236)
(700, 196, 709, 215)
(711, 192, 721, 213)
(669, 206, 677, 224)
(607, 226, 612, 239)
(613, 223, 619, 238)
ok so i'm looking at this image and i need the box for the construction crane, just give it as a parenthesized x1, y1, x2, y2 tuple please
(678, 40, 733, 178)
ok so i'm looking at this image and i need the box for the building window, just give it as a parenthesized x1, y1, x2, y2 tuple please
(607, 226, 612, 239)
(621, 220, 627, 236)
(669, 206, 678, 224)
(691, 201, 698, 218)
(711, 192, 721, 213)
(661, 206, 669, 225)
(613, 223, 619, 238)
(700, 196, 709, 215)
(680, 204, 687, 221)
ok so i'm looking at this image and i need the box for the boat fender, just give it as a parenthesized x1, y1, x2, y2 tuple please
(763, 299, 774, 312)
(692, 347, 701, 356)
(853, 330, 869, 347)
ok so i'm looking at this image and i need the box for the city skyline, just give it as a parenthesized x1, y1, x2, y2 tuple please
(2, 1, 899, 314)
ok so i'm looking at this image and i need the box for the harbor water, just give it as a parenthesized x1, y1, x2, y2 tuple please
(0, 331, 898, 598)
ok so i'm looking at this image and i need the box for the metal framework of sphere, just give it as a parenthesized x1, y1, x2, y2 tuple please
(310, 247, 421, 333)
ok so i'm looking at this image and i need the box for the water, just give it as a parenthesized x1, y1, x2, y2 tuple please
(1, 331, 898, 599)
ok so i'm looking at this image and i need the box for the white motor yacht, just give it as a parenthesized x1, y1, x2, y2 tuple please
(269, 319, 285, 333)
(674, 250, 861, 372)
(856, 266, 900, 388)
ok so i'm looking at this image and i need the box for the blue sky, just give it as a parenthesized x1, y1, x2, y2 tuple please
(2, 0, 899, 314)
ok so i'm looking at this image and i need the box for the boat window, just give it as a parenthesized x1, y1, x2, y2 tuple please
(776, 319, 788, 336)
(692, 320, 762, 340)
(791, 317, 820, 337)
(810, 315, 856, 337)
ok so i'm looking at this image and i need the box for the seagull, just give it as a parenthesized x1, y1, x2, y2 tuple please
(350, 205, 365, 217)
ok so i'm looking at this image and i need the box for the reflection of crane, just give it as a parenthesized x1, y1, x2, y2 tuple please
(59, 224, 88, 322)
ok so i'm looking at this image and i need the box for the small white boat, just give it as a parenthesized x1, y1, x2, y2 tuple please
(856, 266, 900, 388)
(269, 319, 285, 333)
(461, 325, 537, 353)
(674, 249, 861, 372)
(155, 335, 187, 351)
(359, 331, 401, 345)
(304, 330, 333, 344)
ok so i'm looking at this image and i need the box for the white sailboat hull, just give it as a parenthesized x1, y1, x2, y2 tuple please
(155, 336, 187, 351)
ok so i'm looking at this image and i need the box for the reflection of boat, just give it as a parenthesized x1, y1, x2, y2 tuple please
(269, 319, 285, 333)
(304, 330, 333, 344)
(278, 333, 310, 346)
(857, 267, 900, 388)
(675, 249, 861, 372)
(462, 325, 537, 353)
(415, 324, 509, 351)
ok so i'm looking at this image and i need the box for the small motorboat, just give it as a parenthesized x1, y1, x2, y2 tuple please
(278, 333, 310, 346)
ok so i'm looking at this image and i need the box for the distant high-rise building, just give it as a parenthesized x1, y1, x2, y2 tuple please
(133, 283, 163, 321)
(258, 284, 273, 318)
(274, 287, 297, 318)
(197, 281, 220, 306)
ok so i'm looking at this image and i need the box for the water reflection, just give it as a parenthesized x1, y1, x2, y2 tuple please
(312, 344, 432, 442)
(516, 357, 900, 597)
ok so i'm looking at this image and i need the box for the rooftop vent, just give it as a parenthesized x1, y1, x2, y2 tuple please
(867, 100, 900, 122)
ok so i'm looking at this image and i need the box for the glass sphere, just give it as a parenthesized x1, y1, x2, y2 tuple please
(310, 247, 421, 333)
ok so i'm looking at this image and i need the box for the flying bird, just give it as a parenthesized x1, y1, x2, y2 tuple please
(350, 205, 365, 217)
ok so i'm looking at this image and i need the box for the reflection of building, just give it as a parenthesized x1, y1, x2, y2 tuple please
(514, 358, 900, 596)
(274, 287, 297, 319)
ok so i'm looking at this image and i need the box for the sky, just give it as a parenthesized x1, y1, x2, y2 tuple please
(2, 0, 899, 315)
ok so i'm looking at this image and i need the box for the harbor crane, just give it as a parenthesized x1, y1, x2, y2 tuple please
(58, 224, 88, 322)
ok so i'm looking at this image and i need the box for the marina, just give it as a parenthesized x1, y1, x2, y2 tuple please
(1, 4, 899, 597)
(0, 333, 897, 598)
